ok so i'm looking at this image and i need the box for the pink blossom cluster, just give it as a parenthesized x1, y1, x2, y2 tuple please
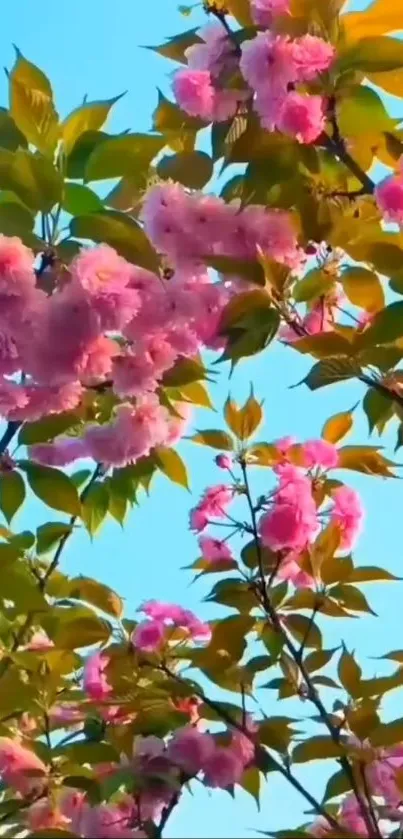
(375, 157, 403, 226)
(258, 453, 363, 586)
(310, 744, 403, 836)
(141, 182, 303, 270)
(173, 14, 334, 144)
(131, 600, 212, 651)
(27, 789, 148, 838)
(239, 32, 334, 142)
(173, 23, 247, 123)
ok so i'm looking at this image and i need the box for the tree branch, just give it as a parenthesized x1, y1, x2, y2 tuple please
(240, 458, 379, 839)
(0, 421, 22, 456)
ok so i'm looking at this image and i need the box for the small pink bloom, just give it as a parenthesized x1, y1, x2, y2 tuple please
(23, 631, 54, 651)
(309, 816, 331, 837)
(203, 747, 244, 788)
(277, 551, 314, 588)
(131, 621, 165, 652)
(190, 484, 233, 532)
(173, 69, 214, 120)
(167, 726, 215, 775)
(302, 439, 339, 470)
(251, 0, 289, 26)
(0, 737, 47, 795)
(275, 435, 296, 455)
(0, 235, 35, 296)
(277, 92, 325, 144)
(198, 536, 234, 564)
(83, 652, 111, 701)
(27, 800, 68, 832)
(72, 244, 133, 293)
(291, 35, 335, 81)
(215, 453, 232, 470)
(330, 486, 364, 551)
(375, 169, 403, 226)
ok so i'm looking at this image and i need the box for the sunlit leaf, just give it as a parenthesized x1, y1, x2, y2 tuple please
(0, 471, 25, 523)
(322, 409, 354, 444)
(190, 429, 234, 450)
(20, 462, 81, 515)
(66, 576, 123, 618)
(157, 150, 213, 188)
(81, 482, 109, 535)
(9, 49, 59, 154)
(224, 390, 263, 441)
(62, 95, 123, 155)
(153, 446, 189, 489)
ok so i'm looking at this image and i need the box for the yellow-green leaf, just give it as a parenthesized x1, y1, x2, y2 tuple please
(292, 736, 342, 763)
(66, 576, 123, 618)
(321, 409, 354, 444)
(9, 49, 59, 154)
(157, 150, 213, 189)
(337, 445, 398, 476)
(62, 95, 123, 155)
(190, 430, 234, 450)
(341, 267, 385, 313)
(0, 148, 62, 212)
(81, 482, 109, 535)
(224, 392, 263, 441)
(0, 471, 26, 523)
(336, 85, 394, 137)
(70, 210, 158, 271)
(21, 462, 81, 515)
(85, 133, 165, 182)
(52, 611, 111, 649)
(293, 268, 334, 303)
(62, 182, 103, 216)
(338, 647, 362, 698)
(342, 0, 403, 42)
(154, 446, 189, 489)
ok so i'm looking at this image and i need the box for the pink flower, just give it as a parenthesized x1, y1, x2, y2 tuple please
(0, 235, 35, 296)
(139, 601, 184, 623)
(291, 35, 335, 81)
(173, 69, 214, 120)
(240, 33, 295, 93)
(275, 435, 296, 455)
(276, 551, 314, 588)
(277, 92, 325, 144)
(0, 737, 47, 795)
(251, 0, 289, 26)
(30, 437, 87, 467)
(339, 794, 369, 836)
(27, 800, 68, 833)
(0, 379, 28, 416)
(330, 486, 364, 551)
(23, 631, 54, 651)
(215, 454, 232, 470)
(83, 652, 112, 701)
(302, 439, 339, 470)
(131, 621, 165, 652)
(167, 726, 215, 775)
(203, 747, 244, 788)
(190, 484, 234, 532)
(185, 23, 236, 78)
(309, 817, 332, 837)
(166, 402, 193, 446)
(259, 468, 318, 552)
(72, 245, 133, 293)
(375, 170, 403, 226)
(230, 729, 255, 767)
(49, 704, 84, 729)
(198, 536, 234, 564)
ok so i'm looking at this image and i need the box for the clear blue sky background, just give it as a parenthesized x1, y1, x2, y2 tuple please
(2, 1, 403, 836)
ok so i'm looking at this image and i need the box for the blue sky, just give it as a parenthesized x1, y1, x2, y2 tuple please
(2, 0, 403, 836)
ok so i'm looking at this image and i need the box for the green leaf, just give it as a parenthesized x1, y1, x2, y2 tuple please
(0, 148, 62, 212)
(219, 290, 272, 331)
(348, 565, 400, 582)
(240, 766, 261, 807)
(206, 255, 266, 287)
(322, 768, 351, 803)
(363, 387, 393, 435)
(162, 357, 206, 387)
(337, 85, 394, 137)
(157, 151, 213, 189)
(81, 482, 109, 535)
(152, 90, 204, 151)
(85, 133, 165, 181)
(284, 614, 322, 649)
(303, 357, 359, 390)
(293, 268, 334, 303)
(371, 718, 403, 748)
(21, 462, 81, 515)
(0, 106, 27, 150)
(66, 576, 123, 618)
(55, 741, 118, 763)
(0, 201, 36, 246)
(62, 95, 123, 155)
(190, 429, 234, 450)
(36, 522, 72, 554)
(220, 310, 280, 365)
(62, 182, 103, 216)
(359, 301, 403, 345)
(258, 717, 296, 753)
(70, 210, 158, 271)
(292, 736, 342, 763)
(338, 647, 362, 697)
(153, 446, 189, 489)
(329, 583, 376, 614)
(340, 267, 385, 312)
(19, 411, 81, 445)
(9, 49, 59, 154)
(149, 30, 202, 64)
(0, 471, 26, 523)
(52, 610, 111, 648)
(66, 130, 109, 179)
(2, 564, 48, 611)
